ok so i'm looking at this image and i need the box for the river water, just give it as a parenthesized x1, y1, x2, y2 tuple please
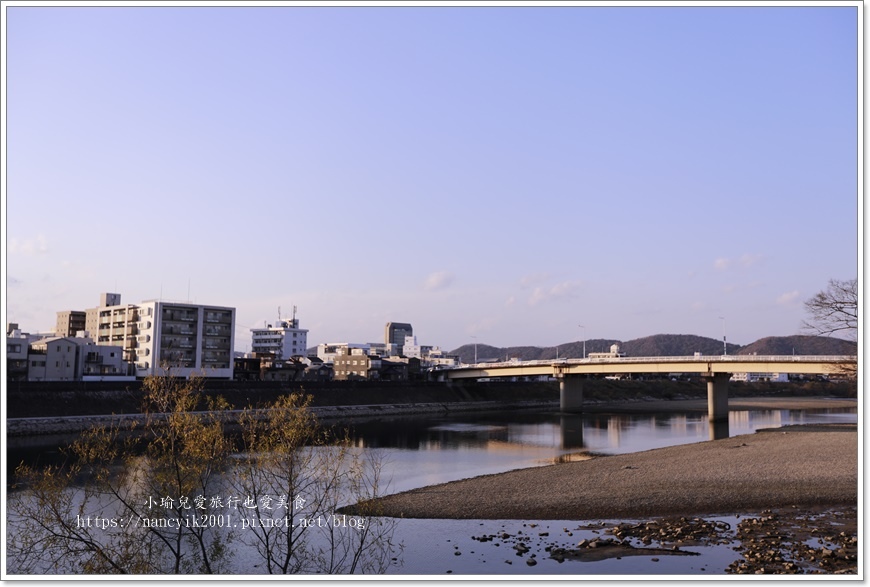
(343, 402, 857, 576)
(6, 400, 858, 577)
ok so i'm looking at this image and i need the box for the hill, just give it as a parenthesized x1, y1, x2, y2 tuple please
(736, 335, 857, 356)
(449, 333, 854, 363)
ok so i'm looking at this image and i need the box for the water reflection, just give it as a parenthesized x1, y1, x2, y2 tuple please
(323, 406, 855, 494)
(342, 407, 856, 456)
(8, 406, 856, 494)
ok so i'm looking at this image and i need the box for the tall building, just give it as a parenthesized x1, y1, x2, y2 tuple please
(250, 309, 309, 360)
(84, 293, 235, 379)
(385, 322, 413, 354)
(85, 294, 141, 365)
(55, 311, 86, 337)
(136, 300, 235, 378)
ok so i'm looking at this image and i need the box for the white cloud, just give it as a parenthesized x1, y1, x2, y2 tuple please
(776, 290, 801, 306)
(528, 280, 583, 306)
(8, 234, 49, 256)
(423, 270, 455, 291)
(504, 295, 516, 307)
(715, 253, 763, 272)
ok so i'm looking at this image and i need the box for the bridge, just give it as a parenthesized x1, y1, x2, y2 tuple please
(442, 355, 856, 421)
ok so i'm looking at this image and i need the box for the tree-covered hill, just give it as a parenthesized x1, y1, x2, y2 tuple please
(449, 333, 854, 363)
(736, 335, 856, 356)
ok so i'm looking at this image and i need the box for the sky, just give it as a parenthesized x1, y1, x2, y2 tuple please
(3, 2, 861, 354)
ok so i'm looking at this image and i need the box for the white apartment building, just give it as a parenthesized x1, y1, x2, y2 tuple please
(251, 315, 308, 360)
(85, 294, 235, 379)
(136, 300, 235, 379)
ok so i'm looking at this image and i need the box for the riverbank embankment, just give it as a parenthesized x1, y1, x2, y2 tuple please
(5, 399, 557, 438)
(356, 422, 857, 521)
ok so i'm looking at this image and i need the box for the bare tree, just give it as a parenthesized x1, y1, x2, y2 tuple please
(232, 393, 400, 574)
(8, 371, 234, 574)
(8, 375, 399, 575)
(802, 278, 858, 341)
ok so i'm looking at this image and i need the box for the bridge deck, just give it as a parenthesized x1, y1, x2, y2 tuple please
(444, 355, 855, 379)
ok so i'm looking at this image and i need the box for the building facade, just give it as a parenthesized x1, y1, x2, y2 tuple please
(6, 326, 29, 382)
(82, 294, 235, 379)
(250, 315, 308, 360)
(385, 322, 413, 354)
(135, 300, 235, 378)
(26, 336, 128, 381)
(55, 311, 86, 337)
(333, 347, 381, 381)
(85, 293, 141, 365)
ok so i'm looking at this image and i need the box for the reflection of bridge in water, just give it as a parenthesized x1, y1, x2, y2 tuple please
(443, 355, 855, 421)
(558, 414, 732, 448)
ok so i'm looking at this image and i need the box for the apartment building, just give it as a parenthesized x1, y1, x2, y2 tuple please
(333, 347, 382, 381)
(85, 293, 140, 364)
(136, 300, 235, 379)
(55, 310, 86, 337)
(83, 294, 236, 379)
(251, 312, 308, 360)
(26, 336, 128, 381)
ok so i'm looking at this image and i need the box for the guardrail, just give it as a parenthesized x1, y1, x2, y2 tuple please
(450, 355, 857, 370)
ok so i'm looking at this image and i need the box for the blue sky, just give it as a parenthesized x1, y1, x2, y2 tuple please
(4, 3, 860, 353)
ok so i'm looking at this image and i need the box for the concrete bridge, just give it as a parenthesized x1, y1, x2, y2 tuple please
(442, 355, 856, 421)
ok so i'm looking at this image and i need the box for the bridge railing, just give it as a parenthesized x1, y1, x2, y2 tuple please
(452, 355, 857, 370)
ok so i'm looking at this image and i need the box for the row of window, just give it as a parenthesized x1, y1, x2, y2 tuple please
(30, 361, 70, 368)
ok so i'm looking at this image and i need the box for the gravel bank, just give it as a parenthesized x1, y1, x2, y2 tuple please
(361, 424, 857, 520)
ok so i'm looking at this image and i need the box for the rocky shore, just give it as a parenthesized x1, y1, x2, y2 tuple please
(357, 416, 858, 574)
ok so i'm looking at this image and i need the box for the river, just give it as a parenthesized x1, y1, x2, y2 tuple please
(5, 399, 858, 576)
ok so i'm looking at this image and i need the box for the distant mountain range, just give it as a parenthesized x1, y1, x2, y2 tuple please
(448, 334, 857, 364)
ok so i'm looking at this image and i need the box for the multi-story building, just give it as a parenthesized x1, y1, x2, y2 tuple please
(6, 326, 29, 382)
(85, 293, 140, 365)
(333, 347, 381, 381)
(26, 335, 130, 381)
(55, 311, 86, 337)
(385, 322, 413, 354)
(80, 343, 130, 380)
(83, 294, 235, 379)
(135, 300, 235, 379)
(317, 343, 371, 364)
(250, 311, 308, 360)
(27, 337, 81, 381)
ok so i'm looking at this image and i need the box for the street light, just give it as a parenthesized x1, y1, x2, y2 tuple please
(719, 316, 727, 356)
(471, 335, 478, 364)
(578, 325, 586, 359)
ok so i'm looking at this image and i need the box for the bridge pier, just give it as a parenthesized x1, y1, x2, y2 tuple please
(705, 372, 731, 422)
(559, 375, 584, 413)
